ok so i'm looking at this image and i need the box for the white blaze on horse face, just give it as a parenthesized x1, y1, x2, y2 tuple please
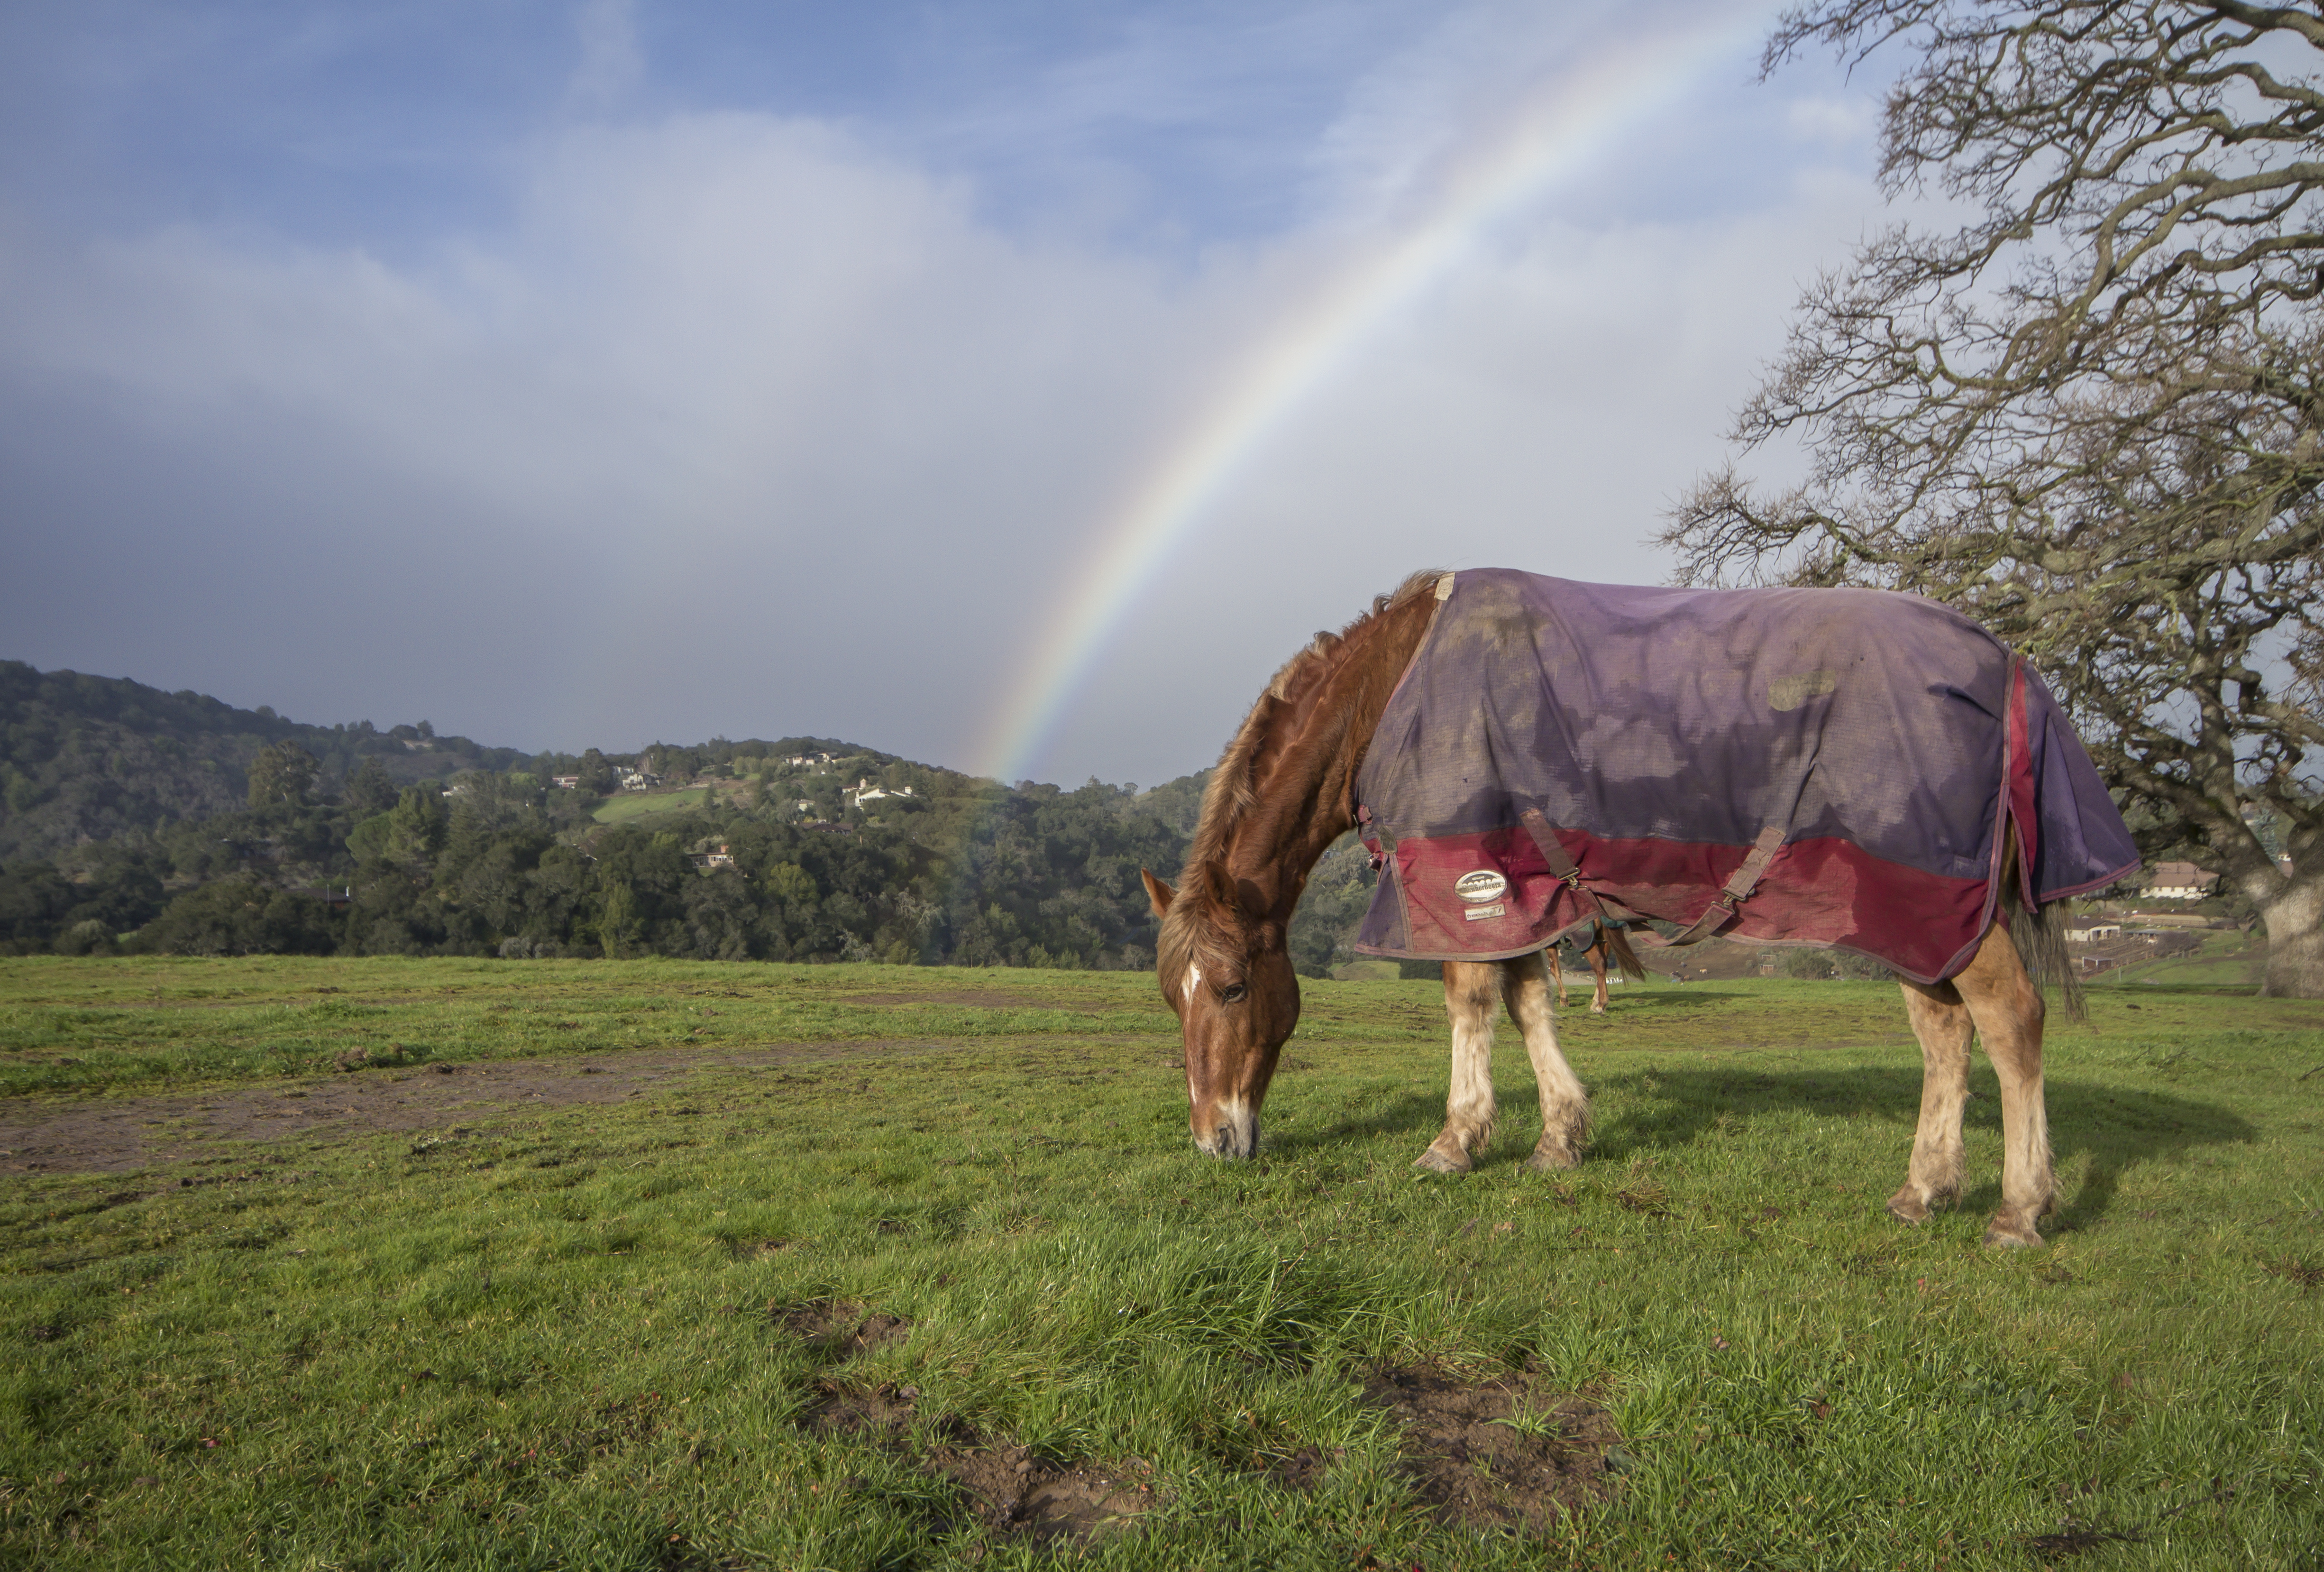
(1183, 962, 1202, 1001)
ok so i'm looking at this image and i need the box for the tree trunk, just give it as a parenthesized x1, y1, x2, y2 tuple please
(2259, 874, 2324, 998)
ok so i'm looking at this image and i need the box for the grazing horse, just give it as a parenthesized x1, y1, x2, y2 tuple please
(1548, 919, 1625, 1013)
(1142, 570, 2138, 1248)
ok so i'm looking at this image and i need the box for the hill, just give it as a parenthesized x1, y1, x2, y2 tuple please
(0, 662, 525, 863)
(0, 661, 1292, 973)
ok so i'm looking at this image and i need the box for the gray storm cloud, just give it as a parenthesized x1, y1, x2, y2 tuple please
(0, 81, 1876, 783)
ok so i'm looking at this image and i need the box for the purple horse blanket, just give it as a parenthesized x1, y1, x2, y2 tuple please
(1351, 570, 2138, 983)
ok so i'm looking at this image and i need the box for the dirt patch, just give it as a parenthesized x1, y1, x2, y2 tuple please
(2262, 1256, 2323, 1290)
(2024, 1522, 2143, 1557)
(839, 991, 1102, 1011)
(1362, 1364, 1619, 1532)
(775, 1298, 913, 1358)
(927, 1436, 1158, 1545)
(0, 1039, 1064, 1175)
(1266, 1444, 1330, 1491)
(787, 1380, 1158, 1546)
(798, 1379, 920, 1436)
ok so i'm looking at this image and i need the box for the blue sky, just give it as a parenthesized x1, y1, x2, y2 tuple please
(0, 1, 1892, 785)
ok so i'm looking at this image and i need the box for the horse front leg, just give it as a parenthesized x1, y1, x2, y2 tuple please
(1588, 939, 1610, 1014)
(1415, 960, 1500, 1173)
(1889, 976, 1972, 1224)
(1501, 950, 1589, 1170)
(1952, 921, 2054, 1247)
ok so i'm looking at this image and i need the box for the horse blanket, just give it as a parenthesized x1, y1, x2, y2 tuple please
(1351, 570, 2139, 984)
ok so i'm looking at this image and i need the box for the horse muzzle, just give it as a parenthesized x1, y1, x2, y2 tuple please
(1192, 1099, 1260, 1160)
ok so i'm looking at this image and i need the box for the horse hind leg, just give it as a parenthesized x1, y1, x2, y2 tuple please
(1953, 920, 2055, 1247)
(1889, 977, 1973, 1224)
(1588, 940, 1610, 1014)
(1501, 950, 1589, 1171)
(1416, 960, 1500, 1174)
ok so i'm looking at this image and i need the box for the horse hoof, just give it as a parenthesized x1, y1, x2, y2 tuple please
(1413, 1143, 1472, 1176)
(1982, 1214, 2044, 1249)
(1589, 1002, 1607, 1015)
(1885, 1188, 1930, 1224)
(1523, 1145, 1580, 1172)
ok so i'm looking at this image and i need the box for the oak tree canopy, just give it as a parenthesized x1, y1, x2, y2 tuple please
(1663, 0, 2324, 995)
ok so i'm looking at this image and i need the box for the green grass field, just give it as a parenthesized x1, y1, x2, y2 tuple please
(2, 958, 2319, 1568)
(590, 788, 720, 825)
(2091, 930, 2270, 991)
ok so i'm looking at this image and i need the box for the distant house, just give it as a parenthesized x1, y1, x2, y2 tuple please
(551, 775, 580, 790)
(785, 752, 836, 769)
(691, 842, 736, 871)
(2141, 861, 2218, 900)
(843, 778, 915, 807)
(617, 767, 661, 792)
(2063, 923, 2122, 943)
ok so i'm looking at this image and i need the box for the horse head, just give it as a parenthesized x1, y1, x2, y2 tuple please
(1143, 862, 1299, 1159)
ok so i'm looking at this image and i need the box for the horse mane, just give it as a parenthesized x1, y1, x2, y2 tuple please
(1161, 570, 1442, 983)
(1184, 570, 1442, 875)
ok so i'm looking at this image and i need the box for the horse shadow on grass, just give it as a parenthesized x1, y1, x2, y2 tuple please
(1588, 1066, 2254, 1233)
(1269, 1067, 2253, 1234)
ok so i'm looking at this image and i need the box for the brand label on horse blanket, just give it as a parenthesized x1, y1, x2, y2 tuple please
(1351, 570, 2139, 984)
(1454, 870, 1508, 903)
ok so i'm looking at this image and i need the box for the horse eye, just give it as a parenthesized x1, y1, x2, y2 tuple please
(1220, 983, 1248, 1003)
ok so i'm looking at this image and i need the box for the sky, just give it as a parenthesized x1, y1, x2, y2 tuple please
(0, 0, 1897, 789)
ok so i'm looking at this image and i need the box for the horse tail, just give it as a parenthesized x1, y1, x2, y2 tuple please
(2003, 832, 2085, 1023)
(1601, 920, 1648, 983)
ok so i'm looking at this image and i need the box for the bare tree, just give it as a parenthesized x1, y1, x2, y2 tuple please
(1663, 0, 2324, 996)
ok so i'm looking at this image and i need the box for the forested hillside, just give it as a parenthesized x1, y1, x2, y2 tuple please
(0, 662, 525, 862)
(0, 662, 1377, 972)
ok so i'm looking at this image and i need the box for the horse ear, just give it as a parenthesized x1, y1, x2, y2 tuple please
(1235, 876, 1272, 919)
(1197, 860, 1239, 915)
(1140, 868, 1174, 917)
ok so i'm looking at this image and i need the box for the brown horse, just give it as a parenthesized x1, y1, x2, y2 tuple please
(1549, 922, 1620, 1013)
(1141, 572, 2068, 1248)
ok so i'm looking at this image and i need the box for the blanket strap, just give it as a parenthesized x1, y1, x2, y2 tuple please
(1521, 812, 1785, 948)
(1519, 809, 1615, 928)
(1664, 825, 1788, 946)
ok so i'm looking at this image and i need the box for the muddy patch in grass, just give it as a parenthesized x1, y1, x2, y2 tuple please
(0, 1040, 1001, 1174)
(1265, 1444, 1331, 1491)
(839, 991, 1103, 1011)
(788, 1382, 1160, 1546)
(773, 1298, 912, 1358)
(1362, 1364, 1619, 1532)
(2024, 1521, 2144, 1557)
(927, 1435, 1158, 1545)
(798, 1379, 920, 1436)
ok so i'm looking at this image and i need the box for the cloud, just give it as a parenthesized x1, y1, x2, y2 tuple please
(0, 9, 1888, 785)
(569, 0, 641, 110)
(1784, 94, 1876, 147)
(0, 112, 1269, 761)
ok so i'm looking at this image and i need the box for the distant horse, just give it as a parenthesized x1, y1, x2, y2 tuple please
(1548, 919, 1623, 1014)
(1142, 571, 2138, 1248)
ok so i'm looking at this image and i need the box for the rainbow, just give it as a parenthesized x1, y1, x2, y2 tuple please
(970, 10, 1775, 785)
